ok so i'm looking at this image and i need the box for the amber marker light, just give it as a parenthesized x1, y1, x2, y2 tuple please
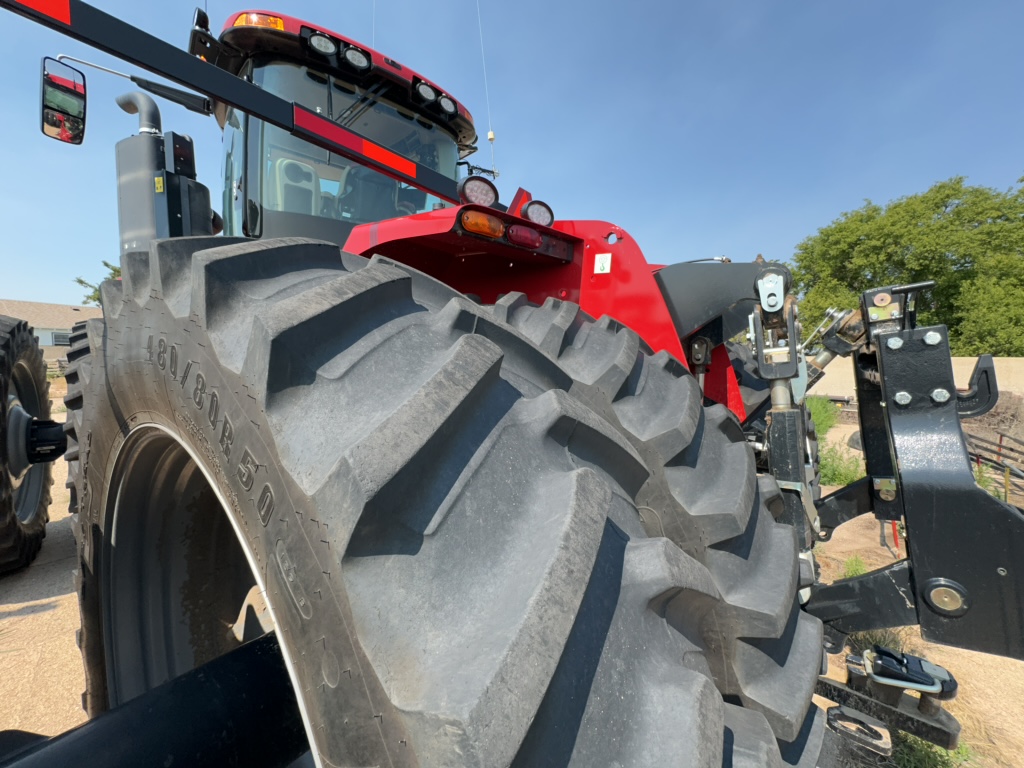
(233, 13, 285, 30)
(461, 210, 506, 239)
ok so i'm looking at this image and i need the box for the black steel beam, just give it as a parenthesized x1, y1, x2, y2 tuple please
(851, 349, 904, 522)
(815, 476, 872, 541)
(805, 560, 918, 636)
(0, 633, 307, 768)
(1, 0, 460, 203)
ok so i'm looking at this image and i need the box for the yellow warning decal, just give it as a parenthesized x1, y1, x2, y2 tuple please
(155, 176, 164, 193)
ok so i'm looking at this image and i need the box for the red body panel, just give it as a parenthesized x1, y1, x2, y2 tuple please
(557, 221, 687, 364)
(344, 212, 688, 366)
(703, 344, 747, 421)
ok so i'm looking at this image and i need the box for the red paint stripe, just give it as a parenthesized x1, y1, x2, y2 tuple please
(293, 106, 361, 153)
(16, 0, 70, 24)
(293, 105, 416, 179)
(362, 141, 416, 178)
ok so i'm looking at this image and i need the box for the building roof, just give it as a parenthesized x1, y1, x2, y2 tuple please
(0, 299, 103, 331)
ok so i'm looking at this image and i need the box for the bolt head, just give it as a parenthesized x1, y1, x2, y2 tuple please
(924, 331, 941, 346)
(929, 586, 964, 612)
(894, 391, 912, 406)
(886, 337, 904, 350)
(879, 489, 896, 501)
(931, 388, 951, 403)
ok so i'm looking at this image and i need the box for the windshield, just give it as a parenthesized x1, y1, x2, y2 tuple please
(252, 59, 458, 233)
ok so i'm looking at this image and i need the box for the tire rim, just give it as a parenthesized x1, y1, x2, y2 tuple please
(6, 360, 46, 521)
(103, 424, 315, 761)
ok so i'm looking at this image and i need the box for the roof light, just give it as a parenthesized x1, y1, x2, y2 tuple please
(343, 46, 370, 70)
(309, 34, 337, 55)
(461, 210, 505, 239)
(438, 95, 457, 115)
(415, 82, 437, 102)
(232, 13, 285, 31)
(457, 175, 498, 207)
(521, 200, 554, 227)
(507, 225, 543, 249)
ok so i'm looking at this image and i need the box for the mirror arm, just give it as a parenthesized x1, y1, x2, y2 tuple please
(130, 76, 212, 116)
(56, 55, 211, 117)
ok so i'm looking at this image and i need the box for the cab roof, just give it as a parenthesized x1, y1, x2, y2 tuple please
(216, 10, 477, 152)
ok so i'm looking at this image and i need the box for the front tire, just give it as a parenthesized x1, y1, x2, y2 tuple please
(70, 237, 826, 767)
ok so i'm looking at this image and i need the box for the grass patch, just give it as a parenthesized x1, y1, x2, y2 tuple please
(846, 627, 906, 655)
(842, 555, 867, 579)
(972, 462, 1005, 499)
(806, 395, 840, 436)
(889, 733, 972, 768)
(820, 442, 865, 485)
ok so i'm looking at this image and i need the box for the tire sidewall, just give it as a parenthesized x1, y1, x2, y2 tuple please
(78, 310, 350, 761)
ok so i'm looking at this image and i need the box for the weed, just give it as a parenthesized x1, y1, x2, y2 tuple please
(842, 555, 867, 579)
(973, 463, 1002, 499)
(806, 395, 840, 437)
(888, 733, 972, 768)
(821, 442, 865, 485)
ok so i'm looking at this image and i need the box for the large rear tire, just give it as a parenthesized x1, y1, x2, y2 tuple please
(0, 316, 52, 574)
(69, 237, 826, 767)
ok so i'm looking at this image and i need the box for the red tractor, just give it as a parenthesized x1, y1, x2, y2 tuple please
(1, 3, 1019, 767)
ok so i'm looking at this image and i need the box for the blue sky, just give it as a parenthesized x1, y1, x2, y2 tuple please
(1, 0, 1021, 305)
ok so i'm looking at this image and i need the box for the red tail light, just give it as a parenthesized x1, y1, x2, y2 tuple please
(507, 224, 542, 249)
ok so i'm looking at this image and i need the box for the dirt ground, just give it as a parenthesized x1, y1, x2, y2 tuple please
(816, 418, 1024, 767)
(0, 375, 88, 737)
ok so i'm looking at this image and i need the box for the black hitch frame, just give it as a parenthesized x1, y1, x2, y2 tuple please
(743, 272, 1024, 749)
(803, 281, 1024, 661)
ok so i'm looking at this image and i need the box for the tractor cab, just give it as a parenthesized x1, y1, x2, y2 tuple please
(191, 11, 478, 246)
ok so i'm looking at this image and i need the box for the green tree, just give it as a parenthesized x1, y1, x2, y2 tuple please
(75, 260, 121, 306)
(792, 177, 1024, 356)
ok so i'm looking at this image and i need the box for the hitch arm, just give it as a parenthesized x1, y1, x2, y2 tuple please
(955, 354, 998, 418)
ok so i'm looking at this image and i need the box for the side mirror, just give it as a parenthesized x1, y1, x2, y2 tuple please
(40, 57, 87, 145)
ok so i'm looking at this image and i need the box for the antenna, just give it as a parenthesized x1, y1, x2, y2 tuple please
(474, 0, 497, 177)
(372, 0, 376, 47)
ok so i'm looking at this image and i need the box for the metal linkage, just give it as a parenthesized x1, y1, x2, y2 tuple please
(817, 674, 960, 751)
(806, 561, 917, 653)
(746, 264, 820, 551)
(817, 645, 960, 750)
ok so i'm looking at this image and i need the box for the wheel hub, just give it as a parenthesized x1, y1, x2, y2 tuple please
(6, 393, 32, 488)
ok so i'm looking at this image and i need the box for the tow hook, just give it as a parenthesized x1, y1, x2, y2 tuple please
(825, 705, 892, 756)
